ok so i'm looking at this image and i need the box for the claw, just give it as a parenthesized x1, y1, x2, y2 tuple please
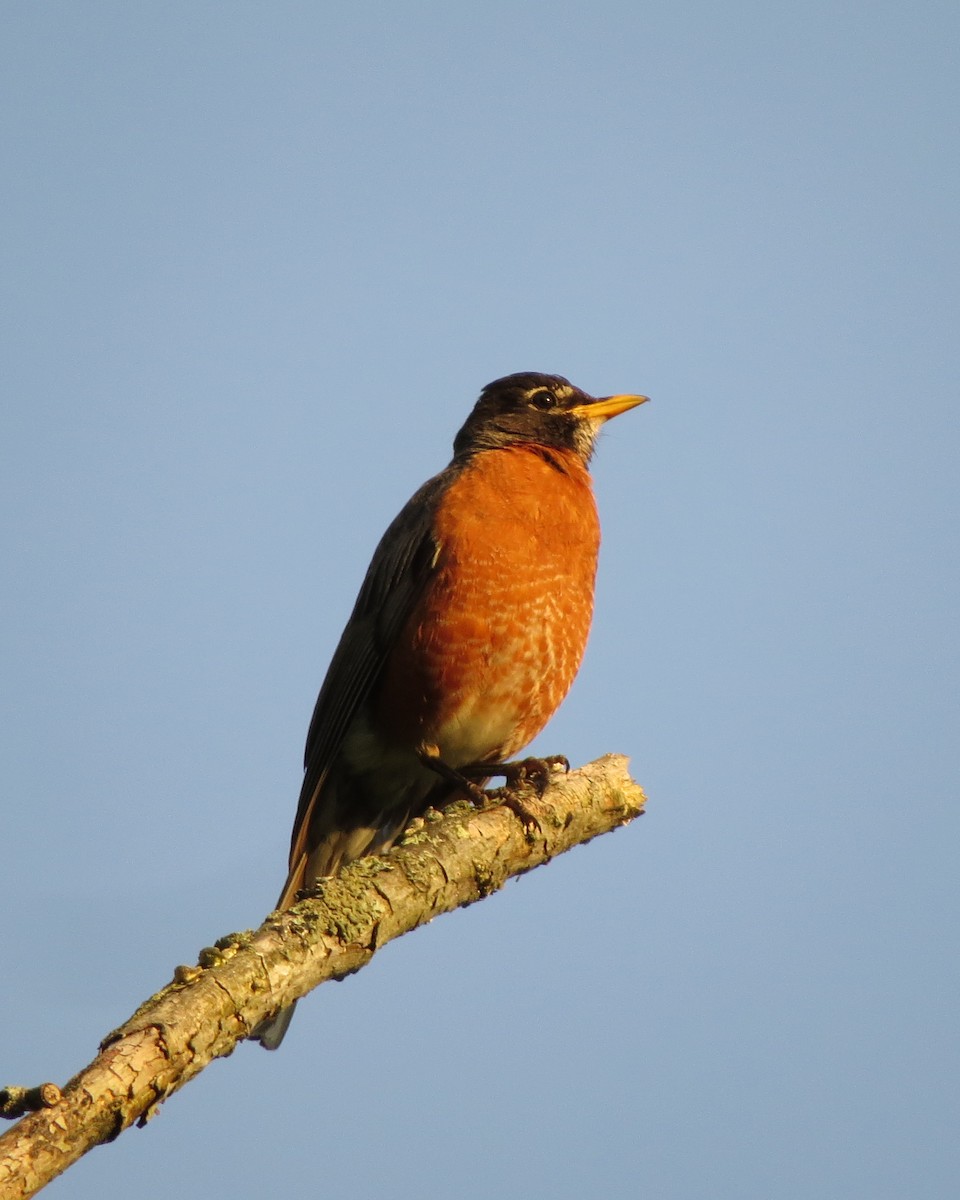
(486, 756, 569, 834)
(499, 789, 542, 835)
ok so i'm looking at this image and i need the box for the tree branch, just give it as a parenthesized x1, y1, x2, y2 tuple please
(0, 754, 645, 1198)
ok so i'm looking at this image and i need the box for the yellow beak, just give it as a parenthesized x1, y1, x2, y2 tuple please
(569, 393, 650, 421)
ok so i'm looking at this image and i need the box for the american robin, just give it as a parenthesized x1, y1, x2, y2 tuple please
(254, 372, 647, 1048)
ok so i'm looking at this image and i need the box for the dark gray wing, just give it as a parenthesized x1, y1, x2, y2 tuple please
(286, 465, 454, 867)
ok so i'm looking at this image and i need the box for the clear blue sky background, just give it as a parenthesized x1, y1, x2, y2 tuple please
(2, 4, 958, 1197)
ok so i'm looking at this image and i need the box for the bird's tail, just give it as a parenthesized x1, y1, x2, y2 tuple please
(250, 865, 306, 1050)
(254, 1000, 298, 1051)
(252, 816, 411, 1049)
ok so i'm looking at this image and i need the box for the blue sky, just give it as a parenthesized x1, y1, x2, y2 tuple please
(2, 3, 958, 1197)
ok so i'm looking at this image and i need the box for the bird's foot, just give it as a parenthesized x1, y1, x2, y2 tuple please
(462, 755, 570, 833)
(461, 754, 569, 791)
(418, 745, 568, 831)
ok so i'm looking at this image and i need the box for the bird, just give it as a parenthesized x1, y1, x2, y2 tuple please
(254, 371, 648, 1048)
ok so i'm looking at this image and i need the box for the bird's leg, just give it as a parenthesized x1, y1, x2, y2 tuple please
(416, 743, 488, 803)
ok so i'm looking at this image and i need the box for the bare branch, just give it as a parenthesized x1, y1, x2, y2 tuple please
(0, 755, 644, 1198)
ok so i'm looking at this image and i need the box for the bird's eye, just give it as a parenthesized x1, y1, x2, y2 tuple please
(529, 390, 557, 410)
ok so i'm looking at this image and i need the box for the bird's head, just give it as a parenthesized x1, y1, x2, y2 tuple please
(453, 372, 649, 462)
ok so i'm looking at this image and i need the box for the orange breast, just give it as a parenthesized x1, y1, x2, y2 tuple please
(376, 445, 601, 764)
